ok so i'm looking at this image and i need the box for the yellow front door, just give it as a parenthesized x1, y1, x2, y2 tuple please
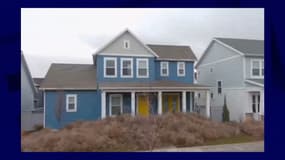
(163, 94, 180, 113)
(138, 95, 149, 116)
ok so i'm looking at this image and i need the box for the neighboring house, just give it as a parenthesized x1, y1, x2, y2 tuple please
(196, 38, 264, 122)
(33, 78, 44, 108)
(40, 29, 211, 129)
(21, 53, 43, 130)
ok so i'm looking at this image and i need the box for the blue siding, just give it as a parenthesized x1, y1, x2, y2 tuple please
(155, 61, 194, 83)
(45, 90, 101, 129)
(96, 55, 155, 82)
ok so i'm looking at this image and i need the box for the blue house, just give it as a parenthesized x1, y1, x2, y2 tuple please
(41, 29, 210, 129)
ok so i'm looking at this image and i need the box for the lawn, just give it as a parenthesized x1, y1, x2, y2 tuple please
(21, 113, 264, 152)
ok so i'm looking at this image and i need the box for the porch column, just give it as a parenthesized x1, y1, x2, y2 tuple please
(131, 91, 135, 116)
(189, 92, 193, 112)
(182, 91, 187, 113)
(101, 91, 106, 119)
(158, 91, 162, 115)
(260, 90, 264, 115)
(206, 90, 210, 118)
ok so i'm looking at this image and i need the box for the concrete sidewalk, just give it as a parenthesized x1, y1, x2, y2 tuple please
(151, 141, 264, 152)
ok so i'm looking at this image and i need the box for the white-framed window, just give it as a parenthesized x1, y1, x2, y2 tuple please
(109, 94, 123, 116)
(123, 40, 130, 49)
(136, 58, 149, 78)
(160, 61, 169, 76)
(177, 62, 185, 77)
(217, 80, 222, 95)
(252, 93, 260, 113)
(120, 58, 133, 78)
(66, 94, 77, 112)
(104, 57, 117, 78)
(251, 59, 264, 78)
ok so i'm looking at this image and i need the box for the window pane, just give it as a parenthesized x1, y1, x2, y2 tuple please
(112, 96, 121, 106)
(179, 69, 184, 74)
(68, 103, 75, 110)
(253, 61, 259, 68)
(68, 97, 75, 103)
(106, 68, 115, 75)
(179, 63, 184, 69)
(123, 61, 131, 68)
(139, 69, 147, 76)
(162, 68, 167, 74)
(112, 106, 121, 115)
(123, 68, 131, 75)
(162, 63, 167, 68)
(138, 61, 147, 68)
(106, 60, 115, 67)
(252, 69, 260, 76)
(262, 61, 264, 76)
(218, 81, 222, 87)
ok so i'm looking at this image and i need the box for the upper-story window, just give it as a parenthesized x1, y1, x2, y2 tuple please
(160, 61, 169, 76)
(121, 58, 133, 78)
(177, 62, 185, 77)
(104, 57, 117, 78)
(251, 59, 264, 78)
(137, 58, 149, 78)
(66, 94, 77, 112)
(123, 40, 130, 49)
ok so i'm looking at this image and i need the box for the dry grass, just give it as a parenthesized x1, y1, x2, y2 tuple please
(21, 113, 263, 152)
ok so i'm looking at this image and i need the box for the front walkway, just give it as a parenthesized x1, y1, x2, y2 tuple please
(150, 141, 264, 152)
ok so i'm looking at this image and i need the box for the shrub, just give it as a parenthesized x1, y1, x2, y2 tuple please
(222, 96, 230, 122)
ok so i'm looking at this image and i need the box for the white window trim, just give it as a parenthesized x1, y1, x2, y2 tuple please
(136, 58, 149, 78)
(109, 94, 123, 116)
(177, 62, 185, 77)
(123, 40, 130, 49)
(120, 58, 133, 78)
(217, 80, 223, 95)
(250, 59, 264, 79)
(104, 57, 117, 78)
(160, 61, 169, 76)
(66, 94, 77, 112)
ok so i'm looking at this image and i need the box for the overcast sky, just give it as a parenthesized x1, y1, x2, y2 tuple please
(21, 8, 264, 77)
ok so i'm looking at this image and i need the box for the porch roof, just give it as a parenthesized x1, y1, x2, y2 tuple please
(99, 81, 210, 91)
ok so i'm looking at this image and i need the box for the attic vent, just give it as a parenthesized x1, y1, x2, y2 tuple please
(123, 40, 130, 49)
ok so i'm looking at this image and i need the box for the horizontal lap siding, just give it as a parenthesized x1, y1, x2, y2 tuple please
(45, 90, 101, 129)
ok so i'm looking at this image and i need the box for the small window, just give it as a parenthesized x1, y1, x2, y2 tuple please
(104, 57, 117, 77)
(137, 59, 149, 78)
(198, 93, 201, 98)
(252, 61, 260, 76)
(110, 94, 122, 116)
(217, 81, 222, 95)
(177, 62, 185, 76)
(211, 93, 214, 99)
(251, 59, 264, 78)
(160, 62, 169, 76)
(123, 40, 130, 49)
(121, 58, 133, 77)
(66, 94, 77, 112)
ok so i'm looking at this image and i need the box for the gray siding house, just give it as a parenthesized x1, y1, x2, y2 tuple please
(196, 38, 264, 122)
(21, 53, 43, 130)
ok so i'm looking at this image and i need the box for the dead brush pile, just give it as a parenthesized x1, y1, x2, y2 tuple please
(21, 113, 263, 152)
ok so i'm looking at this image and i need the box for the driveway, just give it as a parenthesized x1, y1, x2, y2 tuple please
(151, 141, 264, 152)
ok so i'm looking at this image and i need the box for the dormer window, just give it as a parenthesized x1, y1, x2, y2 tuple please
(123, 40, 130, 49)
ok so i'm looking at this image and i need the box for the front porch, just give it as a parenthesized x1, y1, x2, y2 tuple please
(99, 81, 211, 118)
(245, 90, 264, 121)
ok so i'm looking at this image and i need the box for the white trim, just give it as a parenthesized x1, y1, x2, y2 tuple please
(197, 55, 241, 68)
(158, 91, 162, 115)
(206, 90, 211, 118)
(101, 91, 106, 119)
(131, 92, 135, 116)
(120, 58, 133, 78)
(99, 52, 153, 57)
(43, 90, 46, 128)
(109, 94, 123, 116)
(123, 40, 130, 49)
(104, 57, 117, 78)
(250, 59, 264, 79)
(177, 62, 185, 77)
(243, 57, 246, 81)
(182, 91, 187, 113)
(136, 58, 149, 78)
(245, 79, 264, 87)
(160, 61, 169, 77)
(66, 94, 77, 112)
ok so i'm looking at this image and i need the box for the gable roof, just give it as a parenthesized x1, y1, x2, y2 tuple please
(215, 38, 264, 56)
(245, 79, 264, 87)
(93, 29, 158, 57)
(21, 52, 37, 95)
(40, 63, 97, 89)
(147, 44, 197, 61)
(196, 38, 264, 68)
